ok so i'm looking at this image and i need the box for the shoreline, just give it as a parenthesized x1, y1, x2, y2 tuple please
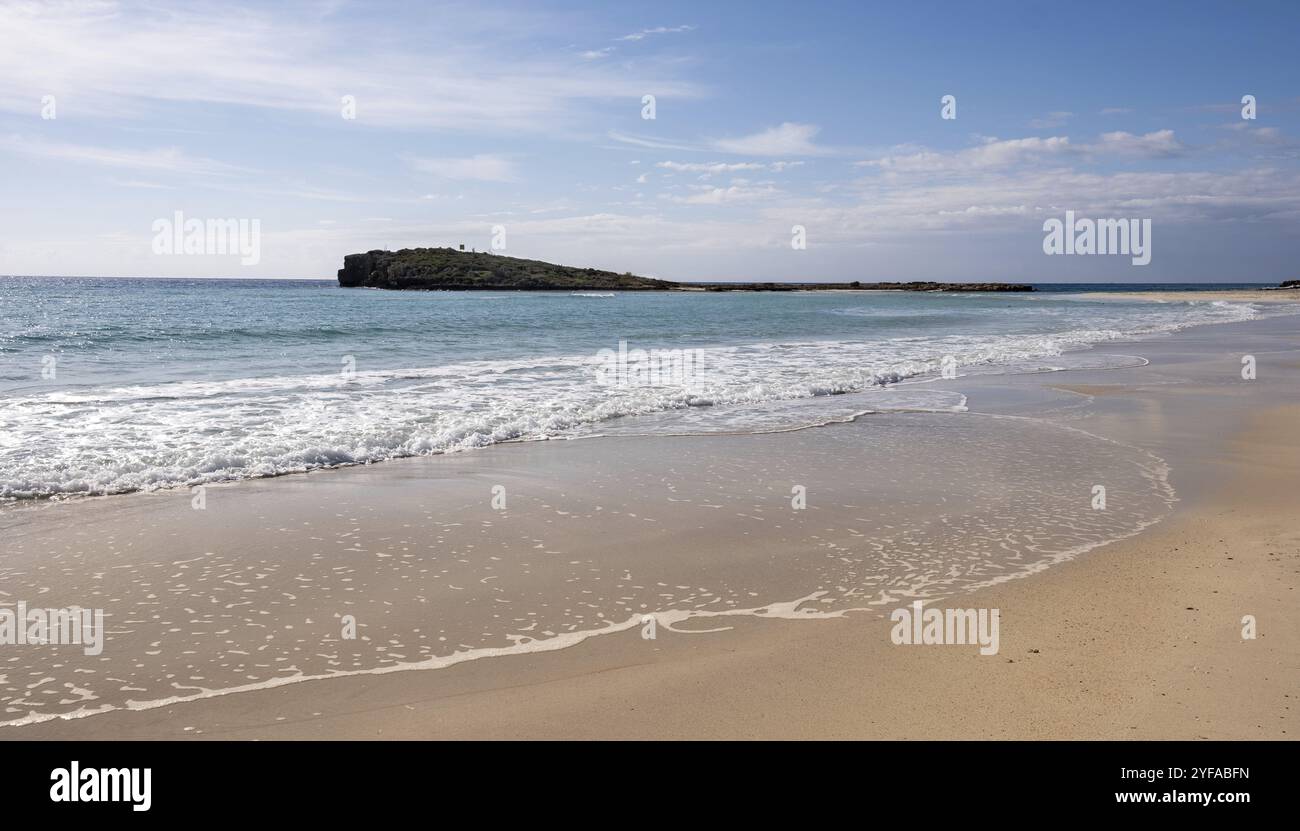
(4, 289, 1296, 505)
(0, 405, 1179, 731)
(2, 313, 1296, 739)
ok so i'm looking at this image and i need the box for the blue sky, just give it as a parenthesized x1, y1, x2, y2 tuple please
(1, 0, 1298, 281)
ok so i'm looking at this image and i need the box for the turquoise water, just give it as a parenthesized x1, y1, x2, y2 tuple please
(0, 277, 1290, 498)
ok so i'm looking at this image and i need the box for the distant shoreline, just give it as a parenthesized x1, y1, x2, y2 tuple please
(335, 247, 1035, 292)
(2, 274, 1300, 291)
(3, 273, 1298, 294)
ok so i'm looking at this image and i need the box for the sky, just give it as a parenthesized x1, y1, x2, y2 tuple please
(1, 0, 1298, 282)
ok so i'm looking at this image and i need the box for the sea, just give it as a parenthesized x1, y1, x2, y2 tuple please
(0, 276, 1294, 500)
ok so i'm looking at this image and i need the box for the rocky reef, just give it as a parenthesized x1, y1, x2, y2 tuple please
(687, 280, 1034, 292)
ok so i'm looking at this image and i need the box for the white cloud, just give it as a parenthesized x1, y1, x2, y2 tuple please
(107, 178, 175, 190)
(0, 134, 248, 176)
(858, 136, 1074, 175)
(408, 154, 518, 182)
(606, 131, 705, 152)
(618, 25, 695, 41)
(655, 160, 804, 179)
(814, 165, 1300, 240)
(858, 131, 1189, 176)
(1093, 130, 1187, 157)
(671, 184, 778, 205)
(1028, 111, 1074, 128)
(657, 161, 765, 174)
(713, 123, 826, 156)
(1251, 126, 1284, 144)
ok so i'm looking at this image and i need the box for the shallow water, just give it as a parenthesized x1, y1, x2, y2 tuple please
(1, 277, 1292, 499)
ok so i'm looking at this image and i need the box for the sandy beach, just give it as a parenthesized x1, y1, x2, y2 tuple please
(1, 302, 1295, 740)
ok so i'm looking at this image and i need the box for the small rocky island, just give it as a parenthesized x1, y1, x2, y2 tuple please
(337, 247, 1034, 292)
(338, 248, 675, 291)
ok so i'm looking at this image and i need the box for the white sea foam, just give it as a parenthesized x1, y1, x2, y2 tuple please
(0, 596, 811, 730)
(0, 296, 1278, 499)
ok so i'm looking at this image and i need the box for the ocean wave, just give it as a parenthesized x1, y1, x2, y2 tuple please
(0, 296, 1280, 499)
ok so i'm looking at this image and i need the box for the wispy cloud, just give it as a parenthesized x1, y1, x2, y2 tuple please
(106, 178, 175, 190)
(606, 131, 706, 152)
(658, 161, 765, 174)
(857, 130, 1189, 176)
(618, 25, 695, 41)
(1028, 111, 1074, 129)
(0, 134, 249, 176)
(824, 166, 1300, 237)
(1093, 129, 1186, 157)
(0, 1, 698, 132)
(669, 183, 779, 205)
(713, 123, 827, 156)
(657, 160, 803, 176)
(408, 154, 518, 182)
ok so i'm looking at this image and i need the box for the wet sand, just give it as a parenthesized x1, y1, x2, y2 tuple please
(2, 314, 1297, 739)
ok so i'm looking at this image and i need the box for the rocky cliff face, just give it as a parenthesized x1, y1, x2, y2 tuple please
(337, 252, 379, 287)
